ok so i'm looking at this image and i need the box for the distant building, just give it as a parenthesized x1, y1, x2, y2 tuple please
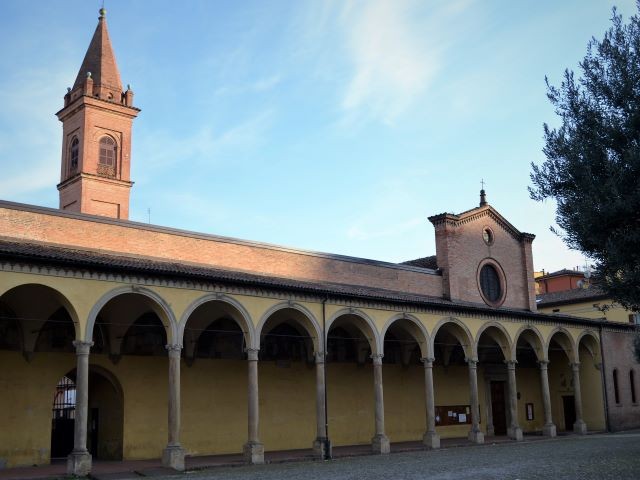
(0, 8, 636, 477)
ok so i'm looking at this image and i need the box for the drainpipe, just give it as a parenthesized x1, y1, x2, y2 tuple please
(598, 323, 611, 432)
(322, 296, 332, 459)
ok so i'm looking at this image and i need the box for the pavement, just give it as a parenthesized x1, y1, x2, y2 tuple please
(1, 432, 638, 480)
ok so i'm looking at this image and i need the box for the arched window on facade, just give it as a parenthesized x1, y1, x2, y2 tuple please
(631, 370, 637, 404)
(69, 137, 79, 173)
(613, 368, 620, 404)
(98, 136, 116, 177)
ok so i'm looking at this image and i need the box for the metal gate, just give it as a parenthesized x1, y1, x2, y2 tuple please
(50, 376, 76, 459)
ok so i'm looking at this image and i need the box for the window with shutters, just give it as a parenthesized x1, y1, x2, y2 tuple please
(98, 136, 117, 177)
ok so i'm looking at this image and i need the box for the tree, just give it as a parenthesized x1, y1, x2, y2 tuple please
(530, 6, 640, 317)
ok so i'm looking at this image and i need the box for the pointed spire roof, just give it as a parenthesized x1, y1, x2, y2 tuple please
(72, 9, 123, 91)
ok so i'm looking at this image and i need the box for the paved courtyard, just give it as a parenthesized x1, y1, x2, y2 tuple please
(173, 433, 640, 480)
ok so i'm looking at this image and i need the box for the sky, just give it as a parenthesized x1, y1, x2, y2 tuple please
(0, 0, 636, 272)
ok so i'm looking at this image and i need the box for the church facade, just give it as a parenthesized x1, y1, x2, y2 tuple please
(0, 9, 634, 476)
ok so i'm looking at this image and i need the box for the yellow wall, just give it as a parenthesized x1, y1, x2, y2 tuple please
(539, 299, 630, 324)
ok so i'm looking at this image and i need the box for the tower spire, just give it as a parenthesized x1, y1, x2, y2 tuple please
(72, 8, 122, 95)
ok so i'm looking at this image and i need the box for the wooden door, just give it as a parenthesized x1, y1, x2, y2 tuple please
(490, 381, 507, 435)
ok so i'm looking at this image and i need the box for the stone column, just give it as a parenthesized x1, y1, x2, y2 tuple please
(484, 379, 495, 437)
(538, 360, 556, 437)
(67, 341, 93, 476)
(371, 354, 390, 454)
(162, 344, 186, 471)
(243, 348, 264, 464)
(571, 362, 587, 434)
(421, 357, 440, 449)
(467, 359, 484, 444)
(312, 351, 331, 458)
(505, 361, 523, 441)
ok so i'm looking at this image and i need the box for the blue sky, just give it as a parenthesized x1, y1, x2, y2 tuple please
(0, 0, 636, 271)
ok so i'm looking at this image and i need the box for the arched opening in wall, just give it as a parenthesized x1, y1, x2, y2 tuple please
(181, 300, 250, 456)
(546, 332, 575, 432)
(381, 319, 425, 443)
(476, 326, 510, 437)
(432, 321, 472, 440)
(513, 330, 544, 435)
(577, 334, 605, 430)
(50, 367, 124, 461)
(259, 308, 317, 452)
(0, 284, 78, 466)
(90, 292, 173, 461)
(326, 314, 375, 447)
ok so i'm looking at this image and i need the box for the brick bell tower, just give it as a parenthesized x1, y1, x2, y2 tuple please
(56, 8, 140, 219)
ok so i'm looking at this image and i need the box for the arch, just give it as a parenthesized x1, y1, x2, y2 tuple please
(69, 136, 79, 171)
(545, 327, 577, 363)
(98, 135, 117, 166)
(255, 301, 322, 352)
(430, 316, 474, 359)
(512, 325, 546, 361)
(474, 321, 513, 361)
(85, 286, 178, 344)
(0, 283, 81, 341)
(178, 293, 255, 349)
(327, 308, 380, 355)
(576, 330, 601, 363)
(88, 364, 124, 400)
(380, 313, 430, 358)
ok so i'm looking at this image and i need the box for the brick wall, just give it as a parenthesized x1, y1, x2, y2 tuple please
(0, 202, 443, 296)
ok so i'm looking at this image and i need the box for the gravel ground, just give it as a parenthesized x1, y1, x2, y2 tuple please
(173, 432, 640, 480)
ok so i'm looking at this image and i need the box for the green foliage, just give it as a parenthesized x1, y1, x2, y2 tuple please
(530, 7, 640, 312)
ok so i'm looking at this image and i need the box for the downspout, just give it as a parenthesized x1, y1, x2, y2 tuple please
(322, 296, 332, 459)
(598, 323, 611, 432)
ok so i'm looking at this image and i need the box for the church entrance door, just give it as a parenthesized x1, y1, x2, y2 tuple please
(490, 381, 507, 435)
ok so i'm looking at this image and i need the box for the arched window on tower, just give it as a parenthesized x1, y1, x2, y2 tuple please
(69, 137, 79, 173)
(98, 136, 117, 177)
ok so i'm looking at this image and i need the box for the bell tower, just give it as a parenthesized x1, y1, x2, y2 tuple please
(56, 8, 140, 220)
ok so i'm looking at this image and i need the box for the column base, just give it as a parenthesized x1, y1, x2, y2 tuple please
(371, 434, 390, 454)
(507, 426, 523, 441)
(543, 423, 557, 437)
(67, 450, 92, 476)
(573, 420, 587, 435)
(422, 431, 440, 449)
(162, 445, 186, 471)
(243, 441, 265, 464)
(468, 429, 484, 444)
(312, 437, 332, 459)
(486, 425, 495, 437)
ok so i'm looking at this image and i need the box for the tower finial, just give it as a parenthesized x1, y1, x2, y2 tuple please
(479, 179, 487, 207)
(99, 4, 106, 19)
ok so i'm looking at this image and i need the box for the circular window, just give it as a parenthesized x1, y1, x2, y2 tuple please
(482, 227, 494, 245)
(479, 264, 501, 303)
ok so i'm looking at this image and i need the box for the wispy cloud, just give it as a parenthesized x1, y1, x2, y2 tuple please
(214, 74, 282, 96)
(136, 109, 275, 172)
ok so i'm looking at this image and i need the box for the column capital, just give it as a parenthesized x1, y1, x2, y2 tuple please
(537, 360, 550, 368)
(570, 362, 581, 371)
(421, 357, 435, 367)
(370, 353, 384, 365)
(314, 351, 326, 364)
(246, 348, 260, 361)
(73, 341, 93, 355)
(165, 344, 182, 357)
(505, 360, 517, 369)
(466, 358, 478, 368)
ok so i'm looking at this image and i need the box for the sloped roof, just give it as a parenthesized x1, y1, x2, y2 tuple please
(73, 12, 122, 90)
(537, 287, 608, 307)
(400, 256, 438, 270)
